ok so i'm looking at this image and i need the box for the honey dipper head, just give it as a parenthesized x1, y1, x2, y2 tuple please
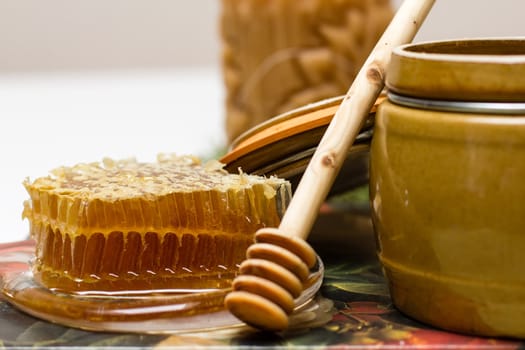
(225, 228, 318, 331)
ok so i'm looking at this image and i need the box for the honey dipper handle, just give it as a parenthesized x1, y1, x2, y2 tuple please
(279, 0, 435, 239)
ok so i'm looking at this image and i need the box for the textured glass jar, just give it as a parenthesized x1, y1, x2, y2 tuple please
(220, 0, 393, 142)
(370, 38, 525, 338)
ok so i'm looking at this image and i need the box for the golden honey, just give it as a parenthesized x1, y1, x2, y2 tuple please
(23, 155, 291, 294)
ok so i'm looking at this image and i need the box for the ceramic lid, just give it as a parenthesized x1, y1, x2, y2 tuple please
(386, 38, 525, 102)
(220, 94, 386, 195)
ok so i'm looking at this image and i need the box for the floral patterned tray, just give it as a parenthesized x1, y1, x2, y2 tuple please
(0, 207, 522, 349)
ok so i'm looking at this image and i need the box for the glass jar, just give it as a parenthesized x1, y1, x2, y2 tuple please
(220, 0, 393, 143)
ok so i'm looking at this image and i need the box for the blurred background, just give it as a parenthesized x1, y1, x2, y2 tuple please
(0, 0, 523, 243)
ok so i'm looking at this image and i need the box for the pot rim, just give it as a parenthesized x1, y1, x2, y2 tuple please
(392, 37, 525, 64)
(387, 37, 525, 102)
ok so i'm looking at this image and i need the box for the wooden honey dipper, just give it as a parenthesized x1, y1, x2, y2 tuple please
(225, 0, 436, 331)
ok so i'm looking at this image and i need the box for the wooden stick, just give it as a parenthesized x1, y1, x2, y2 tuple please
(278, 0, 436, 240)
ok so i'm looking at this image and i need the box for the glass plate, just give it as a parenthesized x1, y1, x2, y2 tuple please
(0, 240, 325, 334)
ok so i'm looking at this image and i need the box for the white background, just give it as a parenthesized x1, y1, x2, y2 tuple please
(0, 0, 523, 243)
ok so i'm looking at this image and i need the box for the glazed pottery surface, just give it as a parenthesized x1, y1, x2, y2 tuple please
(387, 38, 525, 101)
(370, 38, 525, 338)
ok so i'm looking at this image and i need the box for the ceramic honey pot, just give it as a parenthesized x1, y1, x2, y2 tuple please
(370, 38, 525, 338)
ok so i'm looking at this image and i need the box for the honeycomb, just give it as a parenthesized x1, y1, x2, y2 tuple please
(23, 155, 291, 293)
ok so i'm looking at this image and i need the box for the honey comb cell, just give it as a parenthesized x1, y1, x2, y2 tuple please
(23, 155, 291, 293)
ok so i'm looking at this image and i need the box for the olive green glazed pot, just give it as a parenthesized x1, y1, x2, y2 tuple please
(370, 38, 525, 338)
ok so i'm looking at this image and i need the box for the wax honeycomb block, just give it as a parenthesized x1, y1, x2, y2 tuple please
(23, 155, 291, 293)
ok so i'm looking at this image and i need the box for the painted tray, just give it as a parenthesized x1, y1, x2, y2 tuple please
(0, 205, 521, 349)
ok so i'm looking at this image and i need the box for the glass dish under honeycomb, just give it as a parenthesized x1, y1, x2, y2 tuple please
(22, 155, 291, 294)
